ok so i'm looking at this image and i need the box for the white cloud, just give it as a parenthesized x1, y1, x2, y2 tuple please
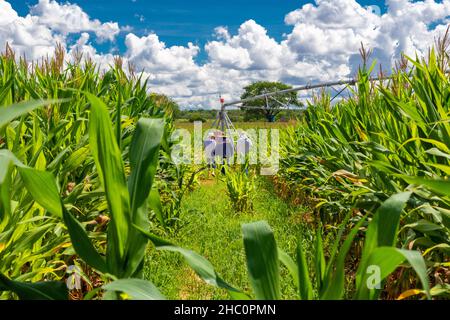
(0, 1, 61, 59)
(1, 0, 449, 109)
(123, 0, 450, 108)
(206, 20, 290, 71)
(284, 0, 450, 76)
(125, 33, 200, 73)
(0, 0, 18, 25)
(0, 0, 120, 61)
(30, 0, 120, 42)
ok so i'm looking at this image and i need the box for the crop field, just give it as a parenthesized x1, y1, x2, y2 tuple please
(175, 120, 297, 132)
(0, 44, 449, 301)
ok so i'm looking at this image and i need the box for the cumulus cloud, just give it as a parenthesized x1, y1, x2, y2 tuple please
(0, 1, 60, 59)
(206, 20, 291, 71)
(125, 33, 200, 73)
(285, 0, 450, 75)
(0, 0, 120, 60)
(30, 0, 120, 42)
(0, 1, 18, 24)
(137, 0, 450, 107)
(1, 0, 449, 109)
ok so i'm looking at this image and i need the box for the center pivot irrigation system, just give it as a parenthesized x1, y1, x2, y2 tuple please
(211, 76, 381, 132)
(211, 71, 450, 132)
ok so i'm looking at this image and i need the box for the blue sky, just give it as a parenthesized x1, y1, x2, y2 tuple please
(9, 0, 387, 62)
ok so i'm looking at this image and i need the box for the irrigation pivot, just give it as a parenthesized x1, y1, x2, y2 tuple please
(210, 70, 450, 133)
(222, 71, 450, 108)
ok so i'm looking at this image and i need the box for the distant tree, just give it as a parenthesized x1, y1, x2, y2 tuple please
(240, 81, 301, 122)
(149, 93, 180, 118)
(179, 109, 216, 121)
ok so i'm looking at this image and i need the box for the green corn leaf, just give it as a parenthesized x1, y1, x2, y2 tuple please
(314, 229, 326, 292)
(0, 100, 61, 128)
(296, 240, 314, 300)
(103, 279, 165, 300)
(321, 216, 367, 300)
(425, 163, 450, 175)
(14, 224, 55, 252)
(46, 147, 71, 172)
(323, 211, 353, 278)
(356, 192, 412, 298)
(425, 148, 450, 160)
(62, 205, 108, 274)
(17, 167, 63, 218)
(0, 149, 107, 274)
(423, 243, 450, 256)
(134, 225, 248, 299)
(125, 118, 164, 277)
(86, 93, 131, 276)
(63, 147, 90, 173)
(0, 150, 62, 218)
(149, 186, 165, 228)
(0, 156, 12, 224)
(242, 221, 280, 300)
(399, 137, 450, 154)
(0, 273, 67, 300)
(399, 249, 431, 300)
(399, 176, 450, 197)
(0, 76, 14, 105)
(278, 248, 299, 289)
(403, 219, 444, 233)
(128, 118, 164, 214)
(360, 192, 411, 266)
(356, 247, 430, 300)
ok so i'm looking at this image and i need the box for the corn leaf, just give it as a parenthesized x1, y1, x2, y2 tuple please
(356, 192, 411, 297)
(17, 167, 63, 218)
(278, 248, 299, 289)
(86, 93, 131, 276)
(314, 229, 326, 291)
(0, 273, 67, 300)
(321, 216, 367, 300)
(125, 118, 164, 277)
(360, 192, 411, 265)
(399, 176, 450, 197)
(0, 100, 60, 128)
(0, 150, 62, 218)
(242, 221, 280, 300)
(0, 156, 12, 224)
(296, 240, 314, 300)
(357, 247, 430, 300)
(103, 279, 165, 300)
(62, 205, 108, 273)
(149, 186, 165, 228)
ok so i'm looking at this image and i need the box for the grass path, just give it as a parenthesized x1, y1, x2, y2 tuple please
(144, 176, 314, 300)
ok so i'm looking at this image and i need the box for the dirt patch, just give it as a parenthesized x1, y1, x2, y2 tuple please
(178, 268, 214, 300)
(200, 179, 217, 187)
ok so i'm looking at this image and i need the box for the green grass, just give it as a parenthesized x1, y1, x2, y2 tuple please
(143, 176, 313, 300)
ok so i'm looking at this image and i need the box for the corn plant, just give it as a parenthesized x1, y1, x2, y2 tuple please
(0, 48, 199, 297)
(236, 193, 431, 300)
(277, 44, 450, 295)
(1, 39, 448, 300)
(221, 163, 256, 213)
(0, 96, 247, 300)
(141, 192, 434, 300)
(0, 94, 162, 296)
